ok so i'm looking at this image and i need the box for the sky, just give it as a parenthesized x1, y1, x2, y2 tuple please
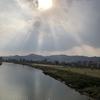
(0, 0, 100, 56)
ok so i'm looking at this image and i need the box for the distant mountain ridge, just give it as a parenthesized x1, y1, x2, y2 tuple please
(3, 54, 100, 62)
(3, 54, 45, 61)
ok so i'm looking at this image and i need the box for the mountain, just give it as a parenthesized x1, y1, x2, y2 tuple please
(46, 55, 100, 62)
(3, 54, 100, 62)
(3, 54, 45, 61)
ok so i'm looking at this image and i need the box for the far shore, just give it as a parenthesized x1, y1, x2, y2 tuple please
(0, 62, 2, 65)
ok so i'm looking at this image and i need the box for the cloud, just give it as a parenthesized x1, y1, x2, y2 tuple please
(33, 0, 39, 8)
(70, 0, 100, 48)
(45, 45, 100, 57)
(0, 0, 100, 56)
(66, 0, 73, 6)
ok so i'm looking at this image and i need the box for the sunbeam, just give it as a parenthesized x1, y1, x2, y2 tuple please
(0, 0, 100, 56)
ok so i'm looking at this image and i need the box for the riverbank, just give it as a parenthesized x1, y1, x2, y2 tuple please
(33, 66, 100, 100)
(5, 61, 100, 100)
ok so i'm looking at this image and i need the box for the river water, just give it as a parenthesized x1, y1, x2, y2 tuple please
(0, 62, 88, 100)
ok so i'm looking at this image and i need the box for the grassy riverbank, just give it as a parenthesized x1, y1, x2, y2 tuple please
(6, 61, 100, 100)
(33, 66, 100, 100)
(32, 63, 100, 78)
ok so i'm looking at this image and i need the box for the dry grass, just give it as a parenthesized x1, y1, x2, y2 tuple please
(32, 63, 60, 67)
(56, 67, 100, 78)
(32, 63, 100, 78)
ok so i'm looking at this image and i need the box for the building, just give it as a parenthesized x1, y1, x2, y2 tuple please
(78, 61, 84, 66)
(83, 61, 88, 67)
(0, 57, 3, 61)
(97, 61, 100, 68)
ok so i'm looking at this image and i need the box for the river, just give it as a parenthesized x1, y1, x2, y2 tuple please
(0, 62, 88, 100)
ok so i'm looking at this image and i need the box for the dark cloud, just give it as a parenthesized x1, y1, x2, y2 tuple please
(34, 21, 41, 28)
(33, 0, 39, 8)
(66, 0, 73, 6)
(76, 0, 100, 48)
(54, 26, 79, 50)
(33, 21, 51, 34)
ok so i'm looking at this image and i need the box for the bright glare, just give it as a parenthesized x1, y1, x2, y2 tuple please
(38, 0, 52, 9)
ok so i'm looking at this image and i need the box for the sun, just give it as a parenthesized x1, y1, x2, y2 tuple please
(38, 0, 52, 9)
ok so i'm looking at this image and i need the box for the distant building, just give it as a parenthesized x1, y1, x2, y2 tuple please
(43, 59, 47, 63)
(86, 61, 88, 67)
(78, 61, 83, 66)
(97, 61, 100, 67)
(83, 61, 88, 67)
(89, 61, 92, 65)
(0, 57, 3, 61)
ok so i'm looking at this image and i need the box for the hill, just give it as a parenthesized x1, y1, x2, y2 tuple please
(3, 54, 100, 62)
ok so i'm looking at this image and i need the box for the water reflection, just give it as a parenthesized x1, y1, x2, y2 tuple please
(0, 63, 88, 100)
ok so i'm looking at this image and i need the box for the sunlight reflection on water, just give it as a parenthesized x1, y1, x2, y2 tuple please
(0, 62, 88, 100)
